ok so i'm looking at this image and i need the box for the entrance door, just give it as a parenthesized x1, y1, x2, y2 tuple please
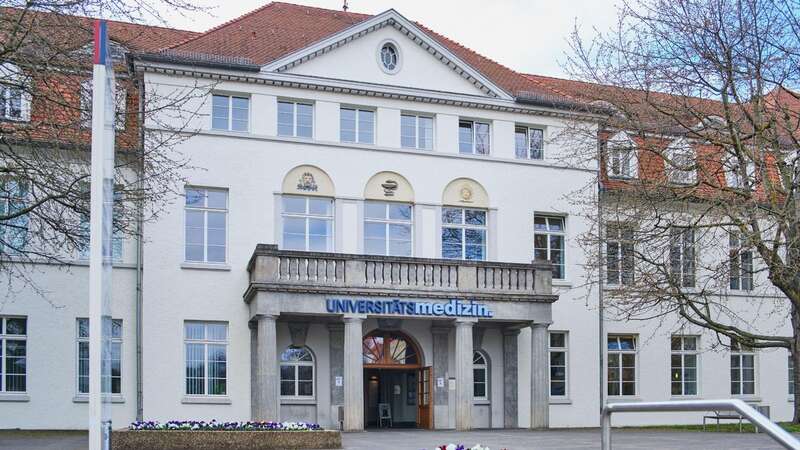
(416, 366, 433, 429)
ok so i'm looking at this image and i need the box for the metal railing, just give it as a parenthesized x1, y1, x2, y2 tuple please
(601, 399, 800, 450)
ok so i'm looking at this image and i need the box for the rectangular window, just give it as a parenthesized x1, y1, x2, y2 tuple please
(400, 114, 434, 150)
(515, 126, 544, 160)
(606, 223, 634, 285)
(185, 321, 228, 396)
(0, 316, 26, 392)
(729, 231, 753, 291)
(459, 120, 490, 155)
(340, 107, 375, 144)
(549, 332, 568, 397)
(534, 215, 566, 279)
(607, 335, 636, 396)
(670, 336, 698, 396)
(364, 201, 412, 256)
(0, 86, 23, 120)
(282, 196, 334, 252)
(730, 340, 756, 396)
(277, 101, 313, 138)
(184, 187, 228, 264)
(211, 94, 249, 132)
(0, 179, 29, 254)
(76, 318, 122, 395)
(669, 227, 695, 288)
(441, 207, 487, 260)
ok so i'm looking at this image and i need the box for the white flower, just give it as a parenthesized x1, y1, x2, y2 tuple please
(446, 445, 457, 450)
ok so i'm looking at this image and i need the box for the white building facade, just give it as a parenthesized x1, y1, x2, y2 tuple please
(0, 3, 794, 431)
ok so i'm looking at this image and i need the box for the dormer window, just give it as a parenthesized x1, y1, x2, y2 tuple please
(606, 132, 637, 178)
(0, 86, 22, 120)
(0, 63, 30, 122)
(665, 138, 696, 185)
(724, 153, 756, 189)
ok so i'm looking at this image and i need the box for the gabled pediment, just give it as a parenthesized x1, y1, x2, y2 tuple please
(261, 9, 512, 99)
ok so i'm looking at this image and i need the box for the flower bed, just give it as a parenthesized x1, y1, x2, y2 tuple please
(114, 420, 341, 450)
(129, 420, 322, 431)
(435, 445, 492, 450)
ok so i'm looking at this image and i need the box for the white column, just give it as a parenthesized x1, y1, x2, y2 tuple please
(530, 322, 550, 429)
(255, 314, 279, 421)
(343, 316, 365, 431)
(455, 319, 475, 430)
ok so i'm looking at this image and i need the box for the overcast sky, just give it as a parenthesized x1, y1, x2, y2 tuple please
(158, 0, 620, 78)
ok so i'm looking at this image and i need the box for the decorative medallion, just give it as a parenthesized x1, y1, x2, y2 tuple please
(459, 184, 474, 203)
(297, 172, 318, 192)
(381, 179, 398, 197)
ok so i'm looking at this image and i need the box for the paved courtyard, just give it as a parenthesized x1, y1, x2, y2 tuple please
(0, 429, 793, 449)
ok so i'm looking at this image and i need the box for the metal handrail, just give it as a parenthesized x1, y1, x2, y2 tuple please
(601, 399, 800, 450)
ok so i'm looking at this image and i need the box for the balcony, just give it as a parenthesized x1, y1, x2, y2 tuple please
(245, 244, 556, 303)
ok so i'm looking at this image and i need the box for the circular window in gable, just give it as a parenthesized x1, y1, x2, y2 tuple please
(378, 41, 401, 74)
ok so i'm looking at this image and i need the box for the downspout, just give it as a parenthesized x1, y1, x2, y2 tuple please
(597, 142, 606, 419)
(133, 62, 145, 422)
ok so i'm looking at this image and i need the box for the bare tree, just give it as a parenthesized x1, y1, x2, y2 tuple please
(0, 1, 210, 291)
(559, 0, 800, 421)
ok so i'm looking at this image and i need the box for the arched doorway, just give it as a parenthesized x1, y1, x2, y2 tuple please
(362, 330, 432, 429)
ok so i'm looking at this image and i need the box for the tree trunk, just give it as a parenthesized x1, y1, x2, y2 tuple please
(792, 305, 800, 423)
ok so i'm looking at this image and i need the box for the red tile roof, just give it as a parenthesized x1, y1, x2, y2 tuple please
(166, 2, 567, 100)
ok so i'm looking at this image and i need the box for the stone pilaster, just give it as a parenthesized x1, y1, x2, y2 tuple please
(343, 316, 365, 431)
(431, 324, 450, 429)
(454, 319, 475, 431)
(253, 314, 279, 421)
(530, 322, 550, 429)
(503, 328, 520, 428)
(328, 323, 344, 427)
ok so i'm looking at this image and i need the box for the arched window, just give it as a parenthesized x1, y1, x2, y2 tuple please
(665, 138, 696, 185)
(473, 351, 488, 400)
(362, 330, 420, 367)
(280, 346, 314, 398)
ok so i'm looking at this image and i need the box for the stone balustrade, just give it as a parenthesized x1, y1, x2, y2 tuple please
(246, 244, 554, 302)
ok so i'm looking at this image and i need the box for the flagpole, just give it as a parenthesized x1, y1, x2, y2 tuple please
(89, 19, 115, 450)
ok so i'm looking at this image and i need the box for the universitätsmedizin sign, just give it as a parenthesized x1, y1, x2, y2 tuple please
(325, 298, 494, 318)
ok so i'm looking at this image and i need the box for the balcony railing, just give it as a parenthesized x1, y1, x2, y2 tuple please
(245, 244, 555, 302)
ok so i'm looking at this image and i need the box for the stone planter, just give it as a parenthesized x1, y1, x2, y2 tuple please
(112, 430, 342, 450)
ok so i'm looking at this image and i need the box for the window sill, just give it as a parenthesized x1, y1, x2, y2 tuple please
(280, 398, 317, 405)
(789, 397, 794, 403)
(0, 393, 29, 402)
(180, 262, 231, 271)
(732, 396, 762, 403)
(606, 396, 641, 403)
(72, 395, 125, 404)
(552, 280, 572, 287)
(670, 395, 702, 401)
(473, 399, 490, 406)
(549, 397, 572, 405)
(182, 396, 232, 405)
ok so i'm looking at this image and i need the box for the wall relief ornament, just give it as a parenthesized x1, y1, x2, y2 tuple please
(459, 184, 474, 203)
(381, 179, 399, 196)
(297, 172, 318, 192)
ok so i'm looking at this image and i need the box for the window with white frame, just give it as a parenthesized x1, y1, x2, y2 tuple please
(0, 178, 29, 254)
(277, 100, 313, 138)
(725, 155, 756, 189)
(515, 125, 544, 160)
(0, 316, 26, 392)
(340, 107, 375, 144)
(729, 231, 753, 291)
(459, 119, 490, 155)
(184, 187, 228, 264)
(185, 321, 227, 396)
(669, 227, 695, 288)
(606, 223, 634, 285)
(401, 114, 434, 150)
(0, 85, 23, 121)
(789, 354, 794, 396)
(211, 94, 249, 132)
(80, 79, 127, 130)
(534, 215, 566, 279)
(473, 351, 488, 400)
(280, 346, 314, 398)
(666, 139, 696, 184)
(441, 207, 486, 260)
(364, 201, 412, 256)
(607, 335, 636, 396)
(282, 196, 334, 252)
(670, 335, 698, 396)
(76, 318, 122, 395)
(549, 331, 568, 397)
(606, 132, 637, 178)
(730, 340, 756, 396)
